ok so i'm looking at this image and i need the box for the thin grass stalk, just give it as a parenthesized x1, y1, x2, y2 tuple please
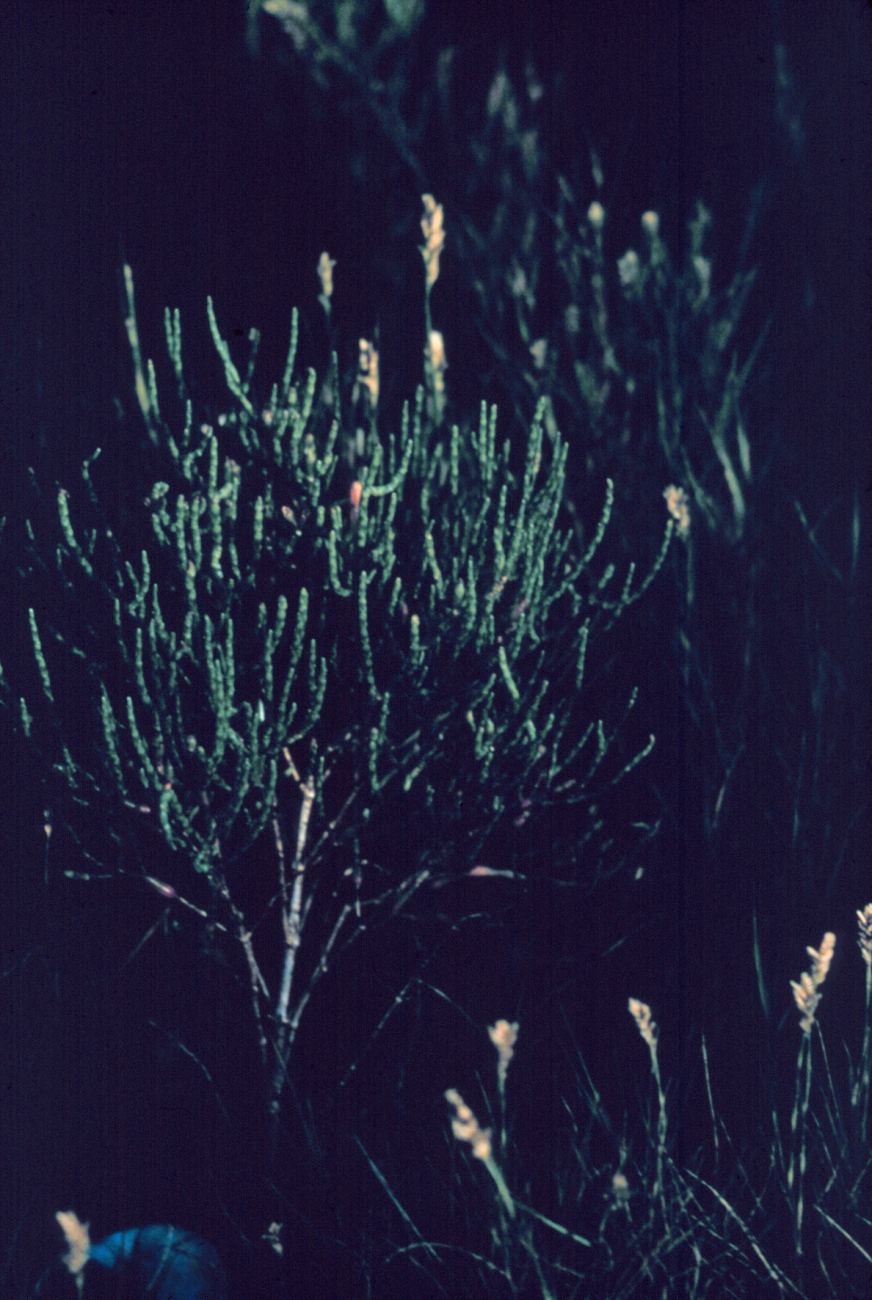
(852, 905, 872, 1143)
(628, 999, 670, 1238)
(856, 956, 872, 1143)
(786, 931, 835, 1260)
(784, 1008, 812, 1259)
(518, 1221, 555, 1300)
(700, 1033, 719, 1164)
(653, 1054, 669, 1235)
(813, 1029, 849, 1183)
(489, 1019, 518, 1161)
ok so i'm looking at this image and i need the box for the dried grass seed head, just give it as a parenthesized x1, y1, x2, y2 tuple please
(316, 251, 336, 301)
(807, 931, 836, 987)
(791, 931, 836, 1034)
(587, 201, 605, 230)
(664, 484, 691, 536)
(611, 1171, 631, 1206)
(628, 998, 658, 1048)
(641, 210, 660, 237)
(488, 1019, 519, 1065)
(56, 1210, 91, 1276)
(791, 971, 821, 1035)
(445, 1088, 492, 1161)
(618, 249, 640, 289)
(355, 339, 379, 409)
(420, 194, 445, 288)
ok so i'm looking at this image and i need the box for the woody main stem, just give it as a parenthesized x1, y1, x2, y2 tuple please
(270, 766, 315, 1114)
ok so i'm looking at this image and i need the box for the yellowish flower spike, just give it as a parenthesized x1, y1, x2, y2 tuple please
(807, 931, 835, 986)
(663, 484, 691, 536)
(427, 330, 447, 417)
(355, 339, 379, 410)
(618, 249, 640, 289)
(628, 998, 658, 1049)
(641, 210, 660, 237)
(56, 1210, 91, 1276)
(489, 1018, 519, 1086)
(445, 1087, 516, 1217)
(529, 338, 548, 370)
(420, 194, 445, 288)
(428, 330, 445, 376)
(791, 931, 836, 1034)
(445, 1088, 492, 1161)
(317, 252, 336, 303)
(611, 1171, 631, 1209)
(587, 201, 605, 231)
(791, 971, 820, 1035)
(488, 1019, 518, 1061)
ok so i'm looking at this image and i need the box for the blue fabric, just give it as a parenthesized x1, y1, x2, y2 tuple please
(88, 1227, 225, 1300)
(41, 1226, 226, 1300)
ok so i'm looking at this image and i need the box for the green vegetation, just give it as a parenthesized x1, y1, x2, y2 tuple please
(3, 26, 863, 1291)
(377, 920, 872, 1298)
(6, 196, 668, 1139)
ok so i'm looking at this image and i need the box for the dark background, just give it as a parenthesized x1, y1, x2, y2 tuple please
(1, 0, 869, 1296)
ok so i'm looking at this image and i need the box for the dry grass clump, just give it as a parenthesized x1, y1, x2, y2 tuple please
(366, 905, 872, 1298)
